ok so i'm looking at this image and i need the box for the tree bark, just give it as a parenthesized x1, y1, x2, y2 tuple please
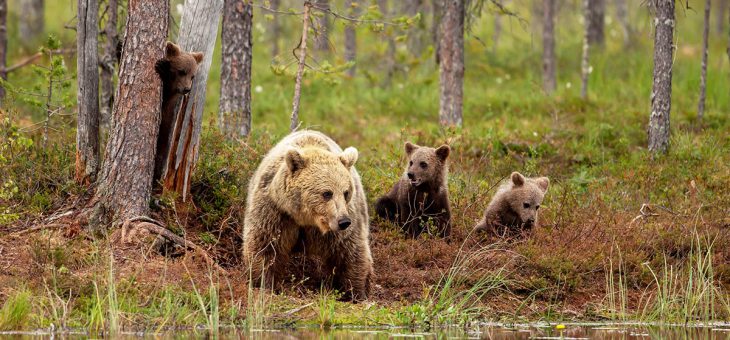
(75, 0, 100, 185)
(290, 1, 311, 131)
(648, 0, 674, 154)
(580, 0, 591, 99)
(344, 0, 358, 76)
(90, 0, 169, 230)
(100, 0, 119, 128)
(314, 0, 330, 52)
(698, 0, 710, 121)
(219, 0, 253, 138)
(432, 0, 443, 64)
(19, 0, 44, 43)
(160, 0, 223, 201)
(403, 0, 426, 57)
(270, 0, 280, 58)
(587, 0, 605, 47)
(542, 0, 556, 94)
(615, 0, 632, 47)
(438, 0, 464, 127)
(0, 0, 6, 102)
(717, 0, 727, 34)
(378, 0, 396, 86)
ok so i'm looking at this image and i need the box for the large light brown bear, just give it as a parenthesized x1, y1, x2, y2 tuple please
(473, 172, 549, 238)
(242, 130, 373, 300)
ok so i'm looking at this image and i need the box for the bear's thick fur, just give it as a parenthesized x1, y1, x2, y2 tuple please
(242, 130, 373, 300)
(374, 142, 451, 238)
(153, 42, 203, 182)
(473, 172, 549, 237)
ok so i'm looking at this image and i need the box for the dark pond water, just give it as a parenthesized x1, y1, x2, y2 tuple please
(1, 323, 730, 339)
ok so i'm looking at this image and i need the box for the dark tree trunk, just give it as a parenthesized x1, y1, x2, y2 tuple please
(219, 0, 253, 137)
(344, 0, 358, 76)
(314, 0, 330, 52)
(90, 0, 169, 230)
(432, 0, 443, 64)
(75, 0, 100, 185)
(19, 0, 44, 43)
(587, 0, 605, 47)
(378, 0, 396, 85)
(698, 0, 710, 120)
(438, 0, 464, 127)
(648, 0, 674, 154)
(0, 0, 6, 103)
(270, 0, 280, 58)
(100, 0, 119, 128)
(542, 0, 556, 94)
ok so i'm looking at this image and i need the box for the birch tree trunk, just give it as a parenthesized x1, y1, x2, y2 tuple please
(580, 0, 591, 99)
(219, 0, 253, 138)
(587, 0, 605, 47)
(0, 0, 6, 103)
(270, 0, 280, 58)
(159, 0, 223, 201)
(290, 1, 311, 131)
(314, 0, 330, 52)
(100, 0, 119, 128)
(89, 0, 169, 230)
(648, 0, 674, 154)
(542, 0, 557, 94)
(19, 0, 44, 44)
(75, 0, 100, 185)
(438, 0, 464, 127)
(344, 0, 358, 76)
(698, 0, 710, 121)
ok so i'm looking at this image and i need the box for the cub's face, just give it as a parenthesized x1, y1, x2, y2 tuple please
(404, 142, 450, 188)
(156, 42, 203, 94)
(285, 147, 358, 234)
(507, 172, 549, 228)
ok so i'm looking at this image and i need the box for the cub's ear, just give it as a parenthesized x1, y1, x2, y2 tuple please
(191, 52, 204, 64)
(435, 144, 450, 161)
(404, 142, 418, 156)
(286, 149, 306, 174)
(340, 147, 359, 169)
(511, 172, 525, 186)
(165, 41, 181, 58)
(536, 177, 550, 192)
(154, 59, 171, 77)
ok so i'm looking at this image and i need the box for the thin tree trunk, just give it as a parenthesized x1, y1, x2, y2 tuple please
(438, 0, 464, 127)
(0, 0, 7, 103)
(219, 0, 253, 138)
(580, 0, 591, 99)
(19, 0, 44, 44)
(314, 0, 329, 52)
(648, 0, 674, 154)
(100, 0, 119, 128)
(378, 0, 396, 86)
(432, 0, 443, 65)
(160, 0, 223, 201)
(698, 0, 710, 121)
(492, 1, 503, 54)
(270, 0, 280, 58)
(587, 0, 605, 47)
(291, 1, 311, 131)
(344, 0, 358, 76)
(90, 0, 169, 230)
(717, 0, 727, 34)
(542, 0, 556, 94)
(75, 0, 100, 185)
(403, 0, 425, 57)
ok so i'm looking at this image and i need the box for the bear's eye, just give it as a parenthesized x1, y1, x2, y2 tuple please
(409, 161, 413, 166)
(344, 190, 350, 200)
(178, 70, 187, 76)
(536, 205, 540, 210)
(323, 191, 333, 200)
(523, 203, 530, 209)
(419, 161, 428, 169)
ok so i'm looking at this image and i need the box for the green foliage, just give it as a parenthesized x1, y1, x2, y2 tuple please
(0, 290, 33, 331)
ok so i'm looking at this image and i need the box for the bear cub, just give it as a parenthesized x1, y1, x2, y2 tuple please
(153, 42, 203, 182)
(473, 172, 549, 238)
(375, 142, 451, 238)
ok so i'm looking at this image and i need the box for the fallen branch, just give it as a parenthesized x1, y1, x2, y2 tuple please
(1, 49, 76, 74)
(11, 223, 68, 237)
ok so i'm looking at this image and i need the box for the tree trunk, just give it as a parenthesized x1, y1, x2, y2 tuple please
(159, 0, 223, 201)
(270, 0, 280, 58)
(290, 1, 311, 131)
(100, 0, 119, 128)
(542, 0, 556, 94)
(717, 0, 727, 34)
(432, 0, 443, 64)
(615, 0, 632, 47)
(19, 0, 44, 44)
(0, 0, 6, 103)
(698, 0, 710, 120)
(90, 0, 169, 230)
(492, 0, 503, 54)
(587, 0, 605, 47)
(648, 0, 674, 154)
(438, 0, 464, 127)
(580, 0, 591, 99)
(314, 0, 330, 52)
(378, 0, 396, 86)
(403, 0, 425, 56)
(75, 0, 100, 185)
(219, 0, 253, 138)
(344, 0, 358, 76)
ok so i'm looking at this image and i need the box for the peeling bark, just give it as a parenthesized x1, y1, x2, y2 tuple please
(437, 0, 464, 127)
(542, 0, 556, 94)
(648, 0, 674, 154)
(75, 0, 100, 185)
(219, 0, 253, 138)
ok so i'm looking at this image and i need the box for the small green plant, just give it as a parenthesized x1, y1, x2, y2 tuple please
(315, 288, 337, 330)
(0, 289, 33, 330)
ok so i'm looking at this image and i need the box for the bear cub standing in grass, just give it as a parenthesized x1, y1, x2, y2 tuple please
(473, 172, 549, 238)
(242, 130, 373, 301)
(153, 42, 203, 181)
(375, 142, 451, 238)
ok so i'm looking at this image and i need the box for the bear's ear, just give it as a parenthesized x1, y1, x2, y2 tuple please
(404, 142, 418, 156)
(535, 177, 550, 192)
(286, 149, 306, 174)
(165, 42, 181, 58)
(511, 172, 525, 187)
(155, 59, 171, 77)
(191, 52, 204, 64)
(339, 147, 359, 169)
(435, 145, 450, 161)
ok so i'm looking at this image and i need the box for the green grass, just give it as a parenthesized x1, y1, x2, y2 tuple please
(0, 289, 33, 330)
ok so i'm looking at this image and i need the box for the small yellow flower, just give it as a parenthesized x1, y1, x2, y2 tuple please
(556, 324, 565, 330)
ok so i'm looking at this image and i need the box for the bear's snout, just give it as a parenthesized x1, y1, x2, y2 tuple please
(337, 216, 352, 230)
(407, 172, 415, 180)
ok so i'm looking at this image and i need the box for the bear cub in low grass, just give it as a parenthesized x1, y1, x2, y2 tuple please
(242, 130, 373, 301)
(474, 172, 549, 238)
(153, 42, 203, 181)
(375, 142, 451, 238)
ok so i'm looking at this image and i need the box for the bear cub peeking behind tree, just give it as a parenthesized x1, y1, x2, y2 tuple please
(375, 142, 452, 238)
(473, 172, 549, 238)
(153, 42, 203, 182)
